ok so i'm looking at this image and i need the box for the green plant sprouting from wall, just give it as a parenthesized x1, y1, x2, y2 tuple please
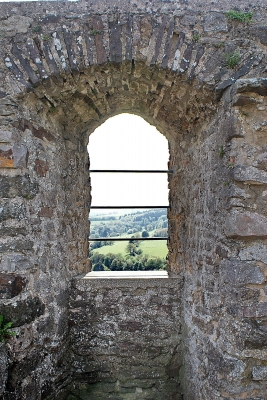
(0, 315, 16, 342)
(226, 10, 253, 23)
(32, 26, 41, 33)
(224, 52, 240, 68)
(42, 35, 51, 42)
(90, 29, 103, 36)
(218, 145, 224, 158)
(192, 33, 201, 42)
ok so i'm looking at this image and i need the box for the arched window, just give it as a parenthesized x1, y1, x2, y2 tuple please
(88, 114, 171, 272)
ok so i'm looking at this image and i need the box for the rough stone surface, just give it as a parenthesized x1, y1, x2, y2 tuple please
(225, 212, 267, 239)
(68, 276, 183, 400)
(0, 0, 267, 399)
(0, 273, 28, 299)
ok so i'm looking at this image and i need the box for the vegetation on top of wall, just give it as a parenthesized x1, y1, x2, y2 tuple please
(0, 315, 16, 343)
(226, 10, 253, 23)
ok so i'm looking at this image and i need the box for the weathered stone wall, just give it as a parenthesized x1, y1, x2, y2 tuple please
(0, 0, 267, 398)
(68, 275, 183, 400)
(177, 78, 267, 399)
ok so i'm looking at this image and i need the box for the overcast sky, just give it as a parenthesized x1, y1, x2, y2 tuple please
(88, 114, 169, 210)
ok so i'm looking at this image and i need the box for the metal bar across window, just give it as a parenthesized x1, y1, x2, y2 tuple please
(89, 170, 173, 173)
(89, 169, 170, 241)
(89, 237, 169, 241)
(90, 206, 169, 209)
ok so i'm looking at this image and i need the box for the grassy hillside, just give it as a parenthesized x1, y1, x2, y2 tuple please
(91, 239, 167, 259)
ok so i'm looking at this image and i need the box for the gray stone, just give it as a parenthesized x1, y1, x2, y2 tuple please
(204, 12, 228, 32)
(0, 202, 26, 222)
(0, 240, 33, 253)
(0, 273, 28, 299)
(250, 26, 267, 46)
(222, 260, 265, 285)
(239, 244, 267, 264)
(0, 130, 12, 143)
(0, 345, 8, 397)
(0, 297, 45, 327)
(225, 212, 267, 239)
(252, 366, 267, 381)
(13, 145, 28, 168)
(233, 166, 267, 185)
(0, 174, 39, 199)
(0, 15, 33, 37)
(180, 14, 199, 26)
(235, 78, 267, 96)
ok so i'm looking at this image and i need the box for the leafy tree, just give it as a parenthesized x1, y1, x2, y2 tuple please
(142, 230, 149, 238)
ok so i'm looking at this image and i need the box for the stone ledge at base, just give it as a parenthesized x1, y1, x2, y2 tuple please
(83, 270, 169, 279)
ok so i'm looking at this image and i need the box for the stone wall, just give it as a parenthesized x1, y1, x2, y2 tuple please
(68, 275, 183, 400)
(0, 0, 267, 398)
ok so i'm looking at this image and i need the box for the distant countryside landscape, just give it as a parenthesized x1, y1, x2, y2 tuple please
(89, 208, 168, 271)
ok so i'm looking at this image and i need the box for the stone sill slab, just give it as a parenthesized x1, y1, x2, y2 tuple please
(72, 271, 183, 290)
(83, 271, 169, 279)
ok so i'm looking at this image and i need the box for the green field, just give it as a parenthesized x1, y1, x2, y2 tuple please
(139, 240, 168, 258)
(92, 239, 167, 259)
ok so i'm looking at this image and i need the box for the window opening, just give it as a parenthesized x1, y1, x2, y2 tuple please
(88, 114, 170, 272)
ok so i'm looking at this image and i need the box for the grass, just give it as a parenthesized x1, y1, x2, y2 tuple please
(224, 52, 240, 68)
(92, 241, 127, 256)
(226, 10, 253, 23)
(91, 239, 168, 259)
(139, 240, 168, 258)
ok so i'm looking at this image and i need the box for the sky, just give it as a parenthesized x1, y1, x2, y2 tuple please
(88, 114, 169, 211)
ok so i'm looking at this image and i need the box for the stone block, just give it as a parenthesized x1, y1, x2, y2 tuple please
(239, 244, 267, 264)
(0, 130, 12, 143)
(233, 166, 267, 185)
(221, 260, 265, 285)
(0, 146, 13, 168)
(15, 119, 55, 142)
(250, 26, 267, 46)
(38, 207, 53, 218)
(0, 255, 33, 273)
(243, 303, 267, 318)
(0, 174, 39, 198)
(204, 12, 227, 32)
(252, 366, 267, 381)
(234, 78, 267, 97)
(232, 94, 260, 106)
(0, 240, 33, 253)
(0, 297, 45, 327)
(0, 273, 28, 299)
(34, 159, 49, 177)
(7, 350, 43, 390)
(0, 15, 32, 37)
(0, 202, 26, 222)
(0, 345, 8, 397)
(225, 212, 267, 239)
(13, 145, 28, 168)
(180, 14, 199, 26)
